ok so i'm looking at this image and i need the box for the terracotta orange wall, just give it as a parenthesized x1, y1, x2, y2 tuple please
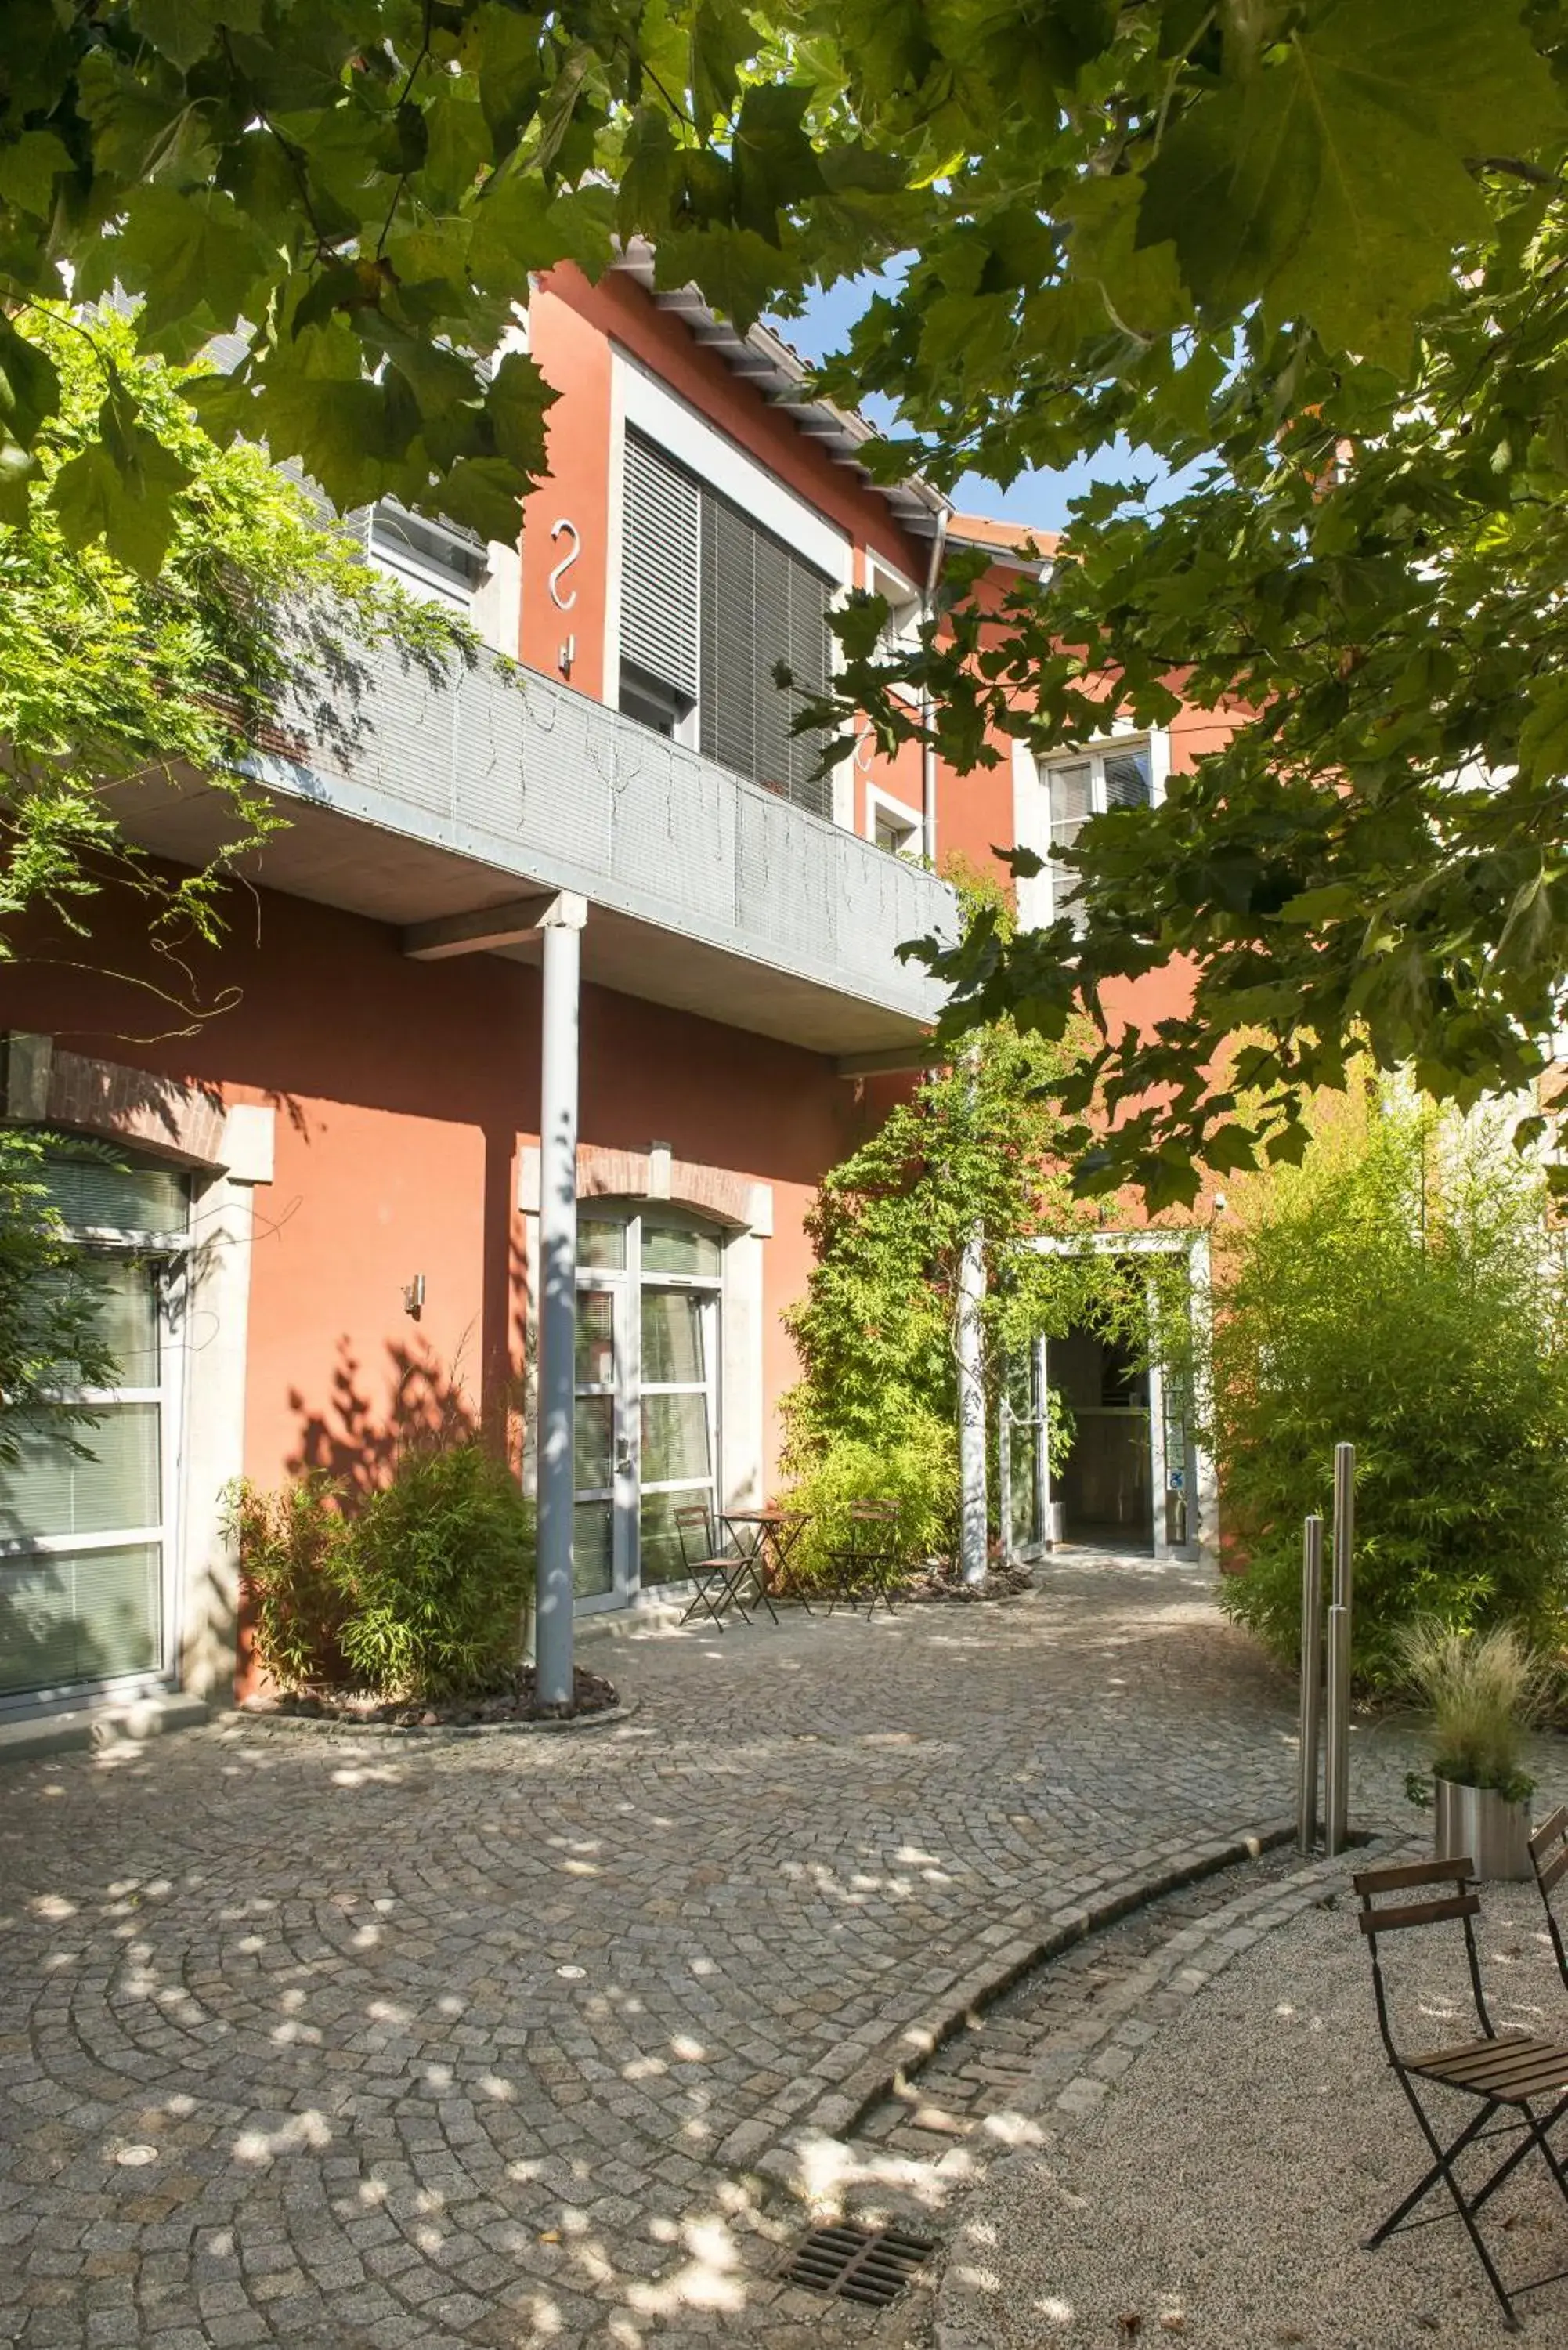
(518, 289, 612, 694)
(934, 747, 1015, 885)
(522, 264, 944, 858)
(2, 877, 861, 1596)
(542, 266, 930, 577)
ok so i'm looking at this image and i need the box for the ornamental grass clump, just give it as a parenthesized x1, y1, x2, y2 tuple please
(1397, 1621, 1550, 1805)
(231, 1441, 534, 1701)
(338, 1441, 534, 1701)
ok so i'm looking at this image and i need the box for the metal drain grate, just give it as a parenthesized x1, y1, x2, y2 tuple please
(785, 2222, 934, 2307)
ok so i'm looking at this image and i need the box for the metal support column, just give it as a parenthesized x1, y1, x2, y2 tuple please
(534, 894, 587, 1707)
(958, 1220, 988, 1585)
(1297, 1514, 1324, 1856)
(1324, 1441, 1356, 1857)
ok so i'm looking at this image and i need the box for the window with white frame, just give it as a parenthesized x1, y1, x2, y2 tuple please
(1042, 738, 1155, 924)
(0, 1149, 188, 1703)
(866, 551, 923, 663)
(617, 428, 836, 815)
(572, 1209, 724, 1603)
(868, 786, 923, 859)
(367, 501, 490, 609)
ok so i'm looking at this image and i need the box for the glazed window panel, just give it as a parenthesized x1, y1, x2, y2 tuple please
(572, 1502, 615, 1599)
(573, 1396, 614, 1494)
(641, 1289, 706, 1386)
(640, 1391, 712, 1487)
(0, 1543, 161, 1694)
(641, 1220, 721, 1279)
(577, 1217, 627, 1271)
(575, 1289, 616, 1388)
(2, 1405, 161, 1541)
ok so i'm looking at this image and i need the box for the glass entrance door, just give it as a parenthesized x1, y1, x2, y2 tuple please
(571, 1211, 721, 1607)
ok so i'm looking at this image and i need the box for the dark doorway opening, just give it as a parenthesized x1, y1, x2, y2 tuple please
(1049, 1324, 1154, 1552)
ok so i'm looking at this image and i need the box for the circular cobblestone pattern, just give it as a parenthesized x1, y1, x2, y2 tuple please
(0, 1555, 1441, 2348)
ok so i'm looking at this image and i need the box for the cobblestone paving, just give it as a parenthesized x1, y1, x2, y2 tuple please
(0, 1554, 1433, 2349)
(858, 1840, 1311, 2164)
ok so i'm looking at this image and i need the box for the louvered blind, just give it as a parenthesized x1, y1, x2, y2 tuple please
(699, 487, 833, 817)
(621, 430, 701, 700)
(620, 427, 836, 811)
(40, 1155, 186, 1238)
(0, 1546, 161, 1694)
(1103, 746, 1152, 808)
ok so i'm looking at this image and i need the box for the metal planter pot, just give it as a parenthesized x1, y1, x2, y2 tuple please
(1433, 1776, 1534, 1882)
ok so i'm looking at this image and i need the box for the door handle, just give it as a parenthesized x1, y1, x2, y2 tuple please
(615, 1441, 635, 1475)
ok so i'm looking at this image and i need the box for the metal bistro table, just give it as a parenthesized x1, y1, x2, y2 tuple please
(719, 1508, 814, 1617)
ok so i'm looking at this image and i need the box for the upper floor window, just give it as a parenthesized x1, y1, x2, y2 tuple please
(868, 786, 923, 859)
(367, 501, 489, 610)
(866, 551, 923, 667)
(1042, 738, 1154, 926)
(618, 429, 834, 819)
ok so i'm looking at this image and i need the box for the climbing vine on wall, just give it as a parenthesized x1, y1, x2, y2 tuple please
(782, 1014, 1159, 1554)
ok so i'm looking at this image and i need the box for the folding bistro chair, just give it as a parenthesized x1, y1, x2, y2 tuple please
(823, 1499, 903, 1620)
(1528, 1806, 1568, 1992)
(718, 1517, 780, 1626)
(1356, 1856, 1568, 2330)
(674, 1502, 750, 1632)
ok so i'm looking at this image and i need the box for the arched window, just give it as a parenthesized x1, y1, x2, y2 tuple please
(572, 1209, 724, 1607)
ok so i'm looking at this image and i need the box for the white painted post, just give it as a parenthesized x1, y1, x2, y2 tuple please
(1297, 1514, 1324, 1856)
(534, 895, 587, 1706)
(1324, 1442, 1356, 1856)
(1147, 1269, 1169, 1556)
(958, 1220, 988, 1584)
(1033, 1336, 1050, 1554)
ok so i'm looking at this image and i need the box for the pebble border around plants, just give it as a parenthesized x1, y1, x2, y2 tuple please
(740, 1812, 1306, 2178)
(223, 1692, 641, 1740)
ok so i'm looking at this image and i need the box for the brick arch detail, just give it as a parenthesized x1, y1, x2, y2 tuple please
(1, 1032, 274, 1180)
(518, 1140, 773, 1236)
(2, 1032, 226, 1167)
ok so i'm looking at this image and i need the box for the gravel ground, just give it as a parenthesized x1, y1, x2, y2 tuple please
(941, 1876, 1568, 2348)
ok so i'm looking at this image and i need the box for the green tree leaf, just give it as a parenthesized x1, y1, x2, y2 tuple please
(1141, 0, 1565, 360)
(108, 187, 276, 349)
(52, 402, 193, 576)
(0, 128, 73, 218)
(128, 0, 227, 71)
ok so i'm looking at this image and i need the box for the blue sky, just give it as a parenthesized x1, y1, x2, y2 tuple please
(779, 275, 1172, 533)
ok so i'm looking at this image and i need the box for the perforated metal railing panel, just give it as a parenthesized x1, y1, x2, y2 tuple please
(271, 639, 956, 1025)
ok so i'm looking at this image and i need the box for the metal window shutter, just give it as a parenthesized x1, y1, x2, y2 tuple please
(621, 432, 700, 700)
(699, 483, 834, 812)
(784, 559, 833, 818)
(700, 494, 757, 779)
(751, 529, 794, 794)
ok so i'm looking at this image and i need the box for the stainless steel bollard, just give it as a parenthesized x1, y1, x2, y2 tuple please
(1324, 1443, 1356, 1856)
(1297, 1514, 1324, 1855)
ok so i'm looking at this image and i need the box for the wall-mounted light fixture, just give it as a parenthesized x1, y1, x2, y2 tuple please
(403, 1274, 426, 1321)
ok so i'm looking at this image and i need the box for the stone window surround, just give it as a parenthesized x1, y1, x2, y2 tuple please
(2, 1032, 276, 1704)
